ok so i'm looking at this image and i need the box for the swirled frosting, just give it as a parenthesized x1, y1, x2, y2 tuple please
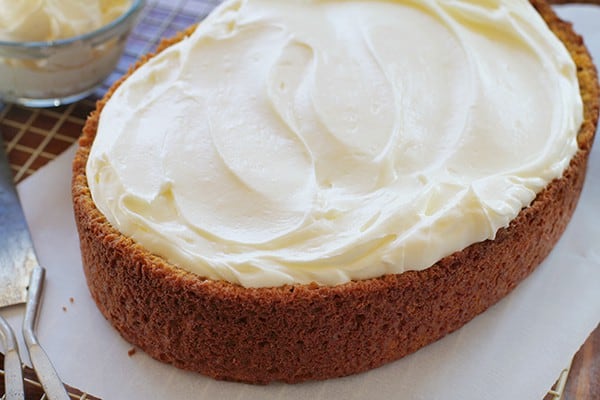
(0, 0, 131, 42)
(87, 0, 583, 288)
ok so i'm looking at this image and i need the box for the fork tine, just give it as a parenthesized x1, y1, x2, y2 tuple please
(22, 266, 69, 400)
(0, 315, 24, 400)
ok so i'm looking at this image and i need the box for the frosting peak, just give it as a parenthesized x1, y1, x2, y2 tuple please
(87, 0, 582, 287)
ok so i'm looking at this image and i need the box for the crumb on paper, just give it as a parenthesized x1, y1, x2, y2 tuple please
(62, 306, 67, 312)
(128, 347, 137, 357)
(69, 297, 74, 304)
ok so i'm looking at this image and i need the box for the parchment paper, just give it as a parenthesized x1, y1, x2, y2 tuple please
(2, 4, 600, 399)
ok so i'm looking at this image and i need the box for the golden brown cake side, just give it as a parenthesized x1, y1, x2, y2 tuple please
(72, 0, 599, 384)
(548, 0, 600, 6)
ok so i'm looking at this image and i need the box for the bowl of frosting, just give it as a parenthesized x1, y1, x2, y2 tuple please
(0, 0, 144, 107)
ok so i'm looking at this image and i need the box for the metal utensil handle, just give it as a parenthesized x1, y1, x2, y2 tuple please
(0, 316, 24, 400)
(22, 265, 70, 400)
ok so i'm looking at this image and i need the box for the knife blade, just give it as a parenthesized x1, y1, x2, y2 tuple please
(0, 144, 36, 308)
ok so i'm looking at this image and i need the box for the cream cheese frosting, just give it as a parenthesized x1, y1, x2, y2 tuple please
(0, 0, 131, 42)
(87, 0, 583, 288)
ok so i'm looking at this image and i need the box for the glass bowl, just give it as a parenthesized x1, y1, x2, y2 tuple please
(0, 0, 145, 108)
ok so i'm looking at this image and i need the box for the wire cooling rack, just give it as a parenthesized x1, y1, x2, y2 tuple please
(0, 351, 100, 400)
(0, 0, 592, 399)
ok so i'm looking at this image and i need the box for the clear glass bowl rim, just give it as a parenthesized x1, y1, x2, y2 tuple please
(0, 0, 145, 49)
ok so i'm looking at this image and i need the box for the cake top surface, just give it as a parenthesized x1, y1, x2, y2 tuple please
(86, 0, 582, 288)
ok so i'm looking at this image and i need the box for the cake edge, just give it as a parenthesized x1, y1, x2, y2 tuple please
(71, 0, 599, 384)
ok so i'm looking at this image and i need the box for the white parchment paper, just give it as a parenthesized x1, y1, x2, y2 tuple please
(2, 4, 599, 400)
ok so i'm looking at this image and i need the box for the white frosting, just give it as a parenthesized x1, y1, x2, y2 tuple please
(0, 0, 130, 42)
(0, 40, 125, 101)
(0, 0, 134, 103)
(87, 0, 583, 288)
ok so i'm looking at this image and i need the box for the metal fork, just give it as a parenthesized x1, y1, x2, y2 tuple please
(1, 266, 69, 400)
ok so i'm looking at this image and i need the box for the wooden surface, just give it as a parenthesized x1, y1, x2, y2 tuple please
(1, 0, 599, 398)
(563, 325, 600, 400)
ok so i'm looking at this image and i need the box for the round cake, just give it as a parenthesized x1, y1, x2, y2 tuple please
(72, 0, 599, 384)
